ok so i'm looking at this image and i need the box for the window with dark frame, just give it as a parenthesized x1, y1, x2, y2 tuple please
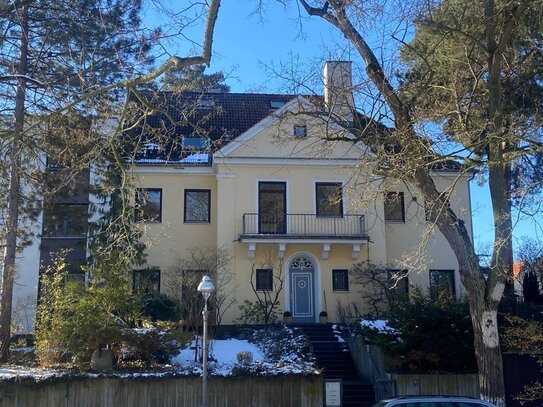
(256, 269, 273, 291)
(184, 189, 211, 223)
(384, 192, 405, 222)
(293, 125, 307, 137)
(42, 203, 88, 237)
(332, 269, 349, 291)
(387, 269, 409, 299)
(135, 188, 162, 222)
(133, 269, 161, 295)
(316, 182, 343, 217)
(429, 269, 456, 297)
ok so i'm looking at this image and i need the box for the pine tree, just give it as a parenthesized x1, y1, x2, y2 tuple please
(0, 0, 154, 361)
(161, 64, 230, 93)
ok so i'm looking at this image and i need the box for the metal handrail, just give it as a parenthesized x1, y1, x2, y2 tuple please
(241, 213, 366, 237)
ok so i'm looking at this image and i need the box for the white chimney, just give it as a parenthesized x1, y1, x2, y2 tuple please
(323, 61, 354, 123)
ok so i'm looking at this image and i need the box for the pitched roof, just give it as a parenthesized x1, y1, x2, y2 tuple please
(125, 91, 311, 163)
(126, 91, 465, 172)
(134, 91, 300, 141)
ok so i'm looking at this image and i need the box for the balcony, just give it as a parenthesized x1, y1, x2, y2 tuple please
(239, 213, 368, 259)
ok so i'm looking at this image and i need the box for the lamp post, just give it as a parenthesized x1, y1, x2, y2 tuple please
(197, 275, 215, 407)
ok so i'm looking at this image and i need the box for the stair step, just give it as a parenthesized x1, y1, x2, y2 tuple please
(295, 324, 375, 406)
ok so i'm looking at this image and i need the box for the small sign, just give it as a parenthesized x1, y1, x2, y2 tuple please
(325, 379, 342, 406)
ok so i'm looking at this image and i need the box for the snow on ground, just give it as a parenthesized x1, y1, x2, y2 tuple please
(0, 328, 319, 380)
(360, 319, 399, 334)
(174, 338, 265, 368)
(0, 366, 64, 380)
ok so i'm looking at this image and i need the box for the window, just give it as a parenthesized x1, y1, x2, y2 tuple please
(197, 97, 214, 109)
(184, 189, 211, 223)
(384, 192, 405, 222)
(429, 269, 455, 297)
(387, 269, 409, 299)
(42, 203, 88, 237)
(256, 269, 273, 291)
(65, 272, 86, 287)
(270, 100, 285, 109)
(182, 136, 210, 151)
(332, 269, 349, 291)
(133, 269, 161, 295)
(135, 188, 162, 222)
(316, 182, 343, 217)
(46, 156, 63, 169)
(293, 125, 307, 137)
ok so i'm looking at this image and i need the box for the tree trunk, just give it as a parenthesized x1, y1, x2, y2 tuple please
(0, 6, 28, 362)
(472, 305, 506, 407)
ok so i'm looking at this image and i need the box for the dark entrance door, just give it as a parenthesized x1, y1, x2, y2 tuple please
(290, 257, 315, 323)
(258, 181, 286, 234)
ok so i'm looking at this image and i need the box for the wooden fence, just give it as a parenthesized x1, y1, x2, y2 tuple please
(0, 375, 323, 407)
(347, 336, 479, 401)
(392, 373, 479, 398)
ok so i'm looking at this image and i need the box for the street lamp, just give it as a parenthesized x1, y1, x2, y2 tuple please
(197, 275, 215, 407)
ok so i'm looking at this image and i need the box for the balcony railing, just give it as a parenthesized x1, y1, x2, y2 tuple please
(241, 213, 366, 238)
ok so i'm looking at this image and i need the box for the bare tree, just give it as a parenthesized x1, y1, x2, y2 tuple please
(165, 246, 235, 329)
(238, 253, 284, 329)
(351, 263, 409, 316)
(265, 0, 543, 404)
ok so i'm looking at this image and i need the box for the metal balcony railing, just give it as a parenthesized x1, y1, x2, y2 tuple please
(241, 213, 366, 238)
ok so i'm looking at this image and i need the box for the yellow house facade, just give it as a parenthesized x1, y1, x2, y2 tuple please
(130, 62, 473, 324)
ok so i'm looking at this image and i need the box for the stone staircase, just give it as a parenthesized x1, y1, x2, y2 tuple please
(295, 324, 375, 407)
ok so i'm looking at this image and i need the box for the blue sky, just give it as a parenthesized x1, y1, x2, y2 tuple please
(149, 0, 542, 256)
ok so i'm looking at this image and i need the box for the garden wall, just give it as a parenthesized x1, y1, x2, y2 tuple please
(0, 375, 323, 407)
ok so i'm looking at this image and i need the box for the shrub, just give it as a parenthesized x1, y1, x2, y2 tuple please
(236, 351, 253, 365)
(35, 252, 141, 369)
(358, 289, 476, 373)
(236, 299, 279, 326)
(118, 327, 190, 365)
(142, 294, 180, 322)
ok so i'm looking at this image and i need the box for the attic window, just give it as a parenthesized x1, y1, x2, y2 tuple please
(183, 136, 210, 150)
(143, 142, 160, 155)
(197, 97, 214, 109)
(270, 100, 285, 109)
(293, 125, 307, 138)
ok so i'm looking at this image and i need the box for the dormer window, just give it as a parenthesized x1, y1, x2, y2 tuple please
(270, 100, 285, 109)
(142, 142, 160, 156)
(197, 97, 214, 109)
(293, 125, 307, 138)
(182, 136, 210, 151)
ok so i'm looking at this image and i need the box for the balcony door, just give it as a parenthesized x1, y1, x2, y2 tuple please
(258, 181, 286, 234)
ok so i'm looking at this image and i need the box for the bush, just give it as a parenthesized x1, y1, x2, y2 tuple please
(236, 351, 253, 365)
(142, 294, 180, 322)
(237, 300, 279, 325)
(118, 327, 190, 365)
(35, 253, 141, 369)
(358, 289, 476, 373)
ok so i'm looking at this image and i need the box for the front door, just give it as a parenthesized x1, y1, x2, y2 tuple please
(290, 257, 315, 323)
(258, 181, 286, 234)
